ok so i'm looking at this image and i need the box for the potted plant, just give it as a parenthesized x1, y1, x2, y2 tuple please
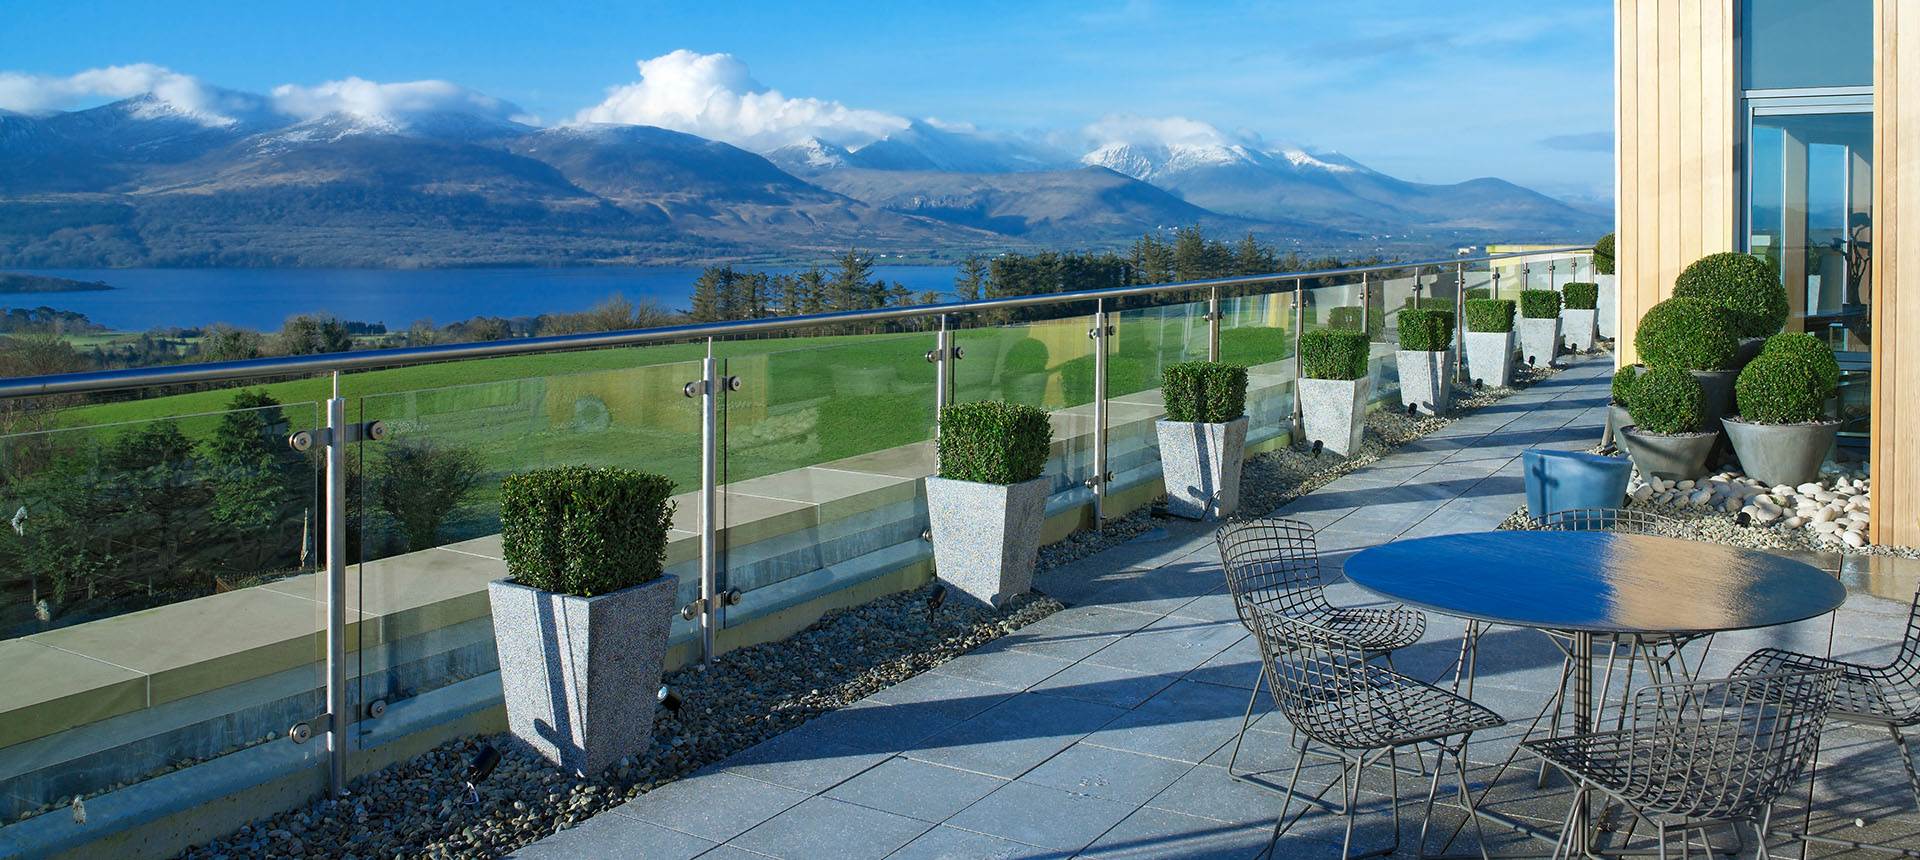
(1671, 252, 1789, 367)
(927, 400, 1053, 607)
(1605, 365, 1641, 449)
(1297, 328, 1371, 456)
(1593, 233, 1617, 340)
(1395, 307, 1455, 416)
(1723, 333, 1843, 487)
(488, 465, 678, 775)
(1518, 289, 1562, 368)
(1156, 361, 1250, 520)
(1634, 296, 1740, 442)
(1561, 282, 1599, 352)
(1464, 298, 1516, 388)
(1618, 365, 1717, 481)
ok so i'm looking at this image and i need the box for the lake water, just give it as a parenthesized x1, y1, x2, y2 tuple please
(10, 266, 962, 332)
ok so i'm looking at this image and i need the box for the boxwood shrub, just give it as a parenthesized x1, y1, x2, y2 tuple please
(1593, 233, 1615, 275)
(1628, 365, 1705, 435)
(1633, 296, 1738, 371)
(938, 400, 1052, 485)
(502, 465, 676, 597)
(1737, 334, 1839, 424)
(1464, 298, 1515, 333)
(1610, 365, 1641, 407)
(1759, 331, 1841, 393)
(1562, 282, 1599, 311)
(1300, 328, 1370, 381)
(1162, 361, 1249, 424)
(1672, 252, 1788, 338)
(1328, 305, 1364, 331)
(1397, 307, 1455, 352)
(1406, 296, 1456, 311)
(1520, 289, 1561, 319)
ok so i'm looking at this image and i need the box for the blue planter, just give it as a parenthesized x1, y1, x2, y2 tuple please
(1523, 449, 1633, 520)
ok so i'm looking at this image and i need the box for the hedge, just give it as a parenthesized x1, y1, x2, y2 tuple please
(502, 466, 676, 597)
(1162, 361, 1249, 424)
(1672, 252, 1789, 339)
(1397, 307, 1455, 352)
(1634, 296, 1738, 371)
(1328, 305, 1364, 332)
(1520, 289, 1561, 319)
(1629, 365, 1705, 435)
(1610, 365, 1641, 407)
(1737, 334, 1838, 424)
(1593, 233, 1615, 275)
(1562, 282, 1599, 310)
(937, 400, 1053, 485)
(1300, 328, 1370, 381)
(1464, 298, 1515, 333)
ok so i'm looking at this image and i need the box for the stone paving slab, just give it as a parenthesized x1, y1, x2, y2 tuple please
(518, 354, 1920, 858)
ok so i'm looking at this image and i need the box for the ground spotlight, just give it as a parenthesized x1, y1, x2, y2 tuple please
(926, 583, 948, 623)
(1310, 439, 1324, 458)
(1735, 511, 1752, 528)
(657, 685, 683, 716)
(463, 744, 501, 805)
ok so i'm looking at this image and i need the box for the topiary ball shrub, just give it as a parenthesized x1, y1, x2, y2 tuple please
(1634, 296, 1739, 371)
(938, 400, 1052, 485)
(1562, 282, 1599, 311)
(1759, 331, 1841, 393)
(1397, 307, 1455, 352)
(1628, 365, 1705, 435)
(1672, 252, 1788, 338)
(1594, 233, 1615, 275)
(502, 465, 676, 597)
(1464, 298, 1515, 333)
(1611, 365, 1641, 407)
(1300, 328, 1370, 381)
(1162, 361, 1249, 424)
(1520, 289, 1562, 319)
(1737, 338, 1838, 424)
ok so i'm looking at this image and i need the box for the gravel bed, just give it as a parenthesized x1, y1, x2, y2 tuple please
(1498, 501, 1920, 560)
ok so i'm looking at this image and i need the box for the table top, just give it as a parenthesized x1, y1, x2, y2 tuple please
(1343, 530, 1846, 635)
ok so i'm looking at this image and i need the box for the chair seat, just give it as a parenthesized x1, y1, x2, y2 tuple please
(1307, 606, 1427, 654)
(1527, 729, 1784, 822)
(1738, 648, 1920, 726)
(1293, 662, 1505, 750)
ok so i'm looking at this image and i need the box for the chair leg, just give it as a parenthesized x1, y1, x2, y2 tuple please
(1227, 664, 1267, 780)
(1341, 757, 1364, 860)
(1450, 742, 1493, 860)
(1264, 738, 1312, 857)
(1658, 822, 1670, 860)
(1894, 725, 1920, 814)
(1539, 653, 1575, 788)
(1417, 743, 1448, 859)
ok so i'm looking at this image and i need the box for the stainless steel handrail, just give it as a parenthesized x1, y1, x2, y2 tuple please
(0, 245, 1589, 399)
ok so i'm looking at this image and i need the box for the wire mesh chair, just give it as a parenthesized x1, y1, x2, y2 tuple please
(1215, 518, 1427, 782)
(1526, 669, 1841, 860)
(1251, 611, 1506, 859)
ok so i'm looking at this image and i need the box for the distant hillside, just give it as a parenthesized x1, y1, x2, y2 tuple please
(0, 272, 112, 293)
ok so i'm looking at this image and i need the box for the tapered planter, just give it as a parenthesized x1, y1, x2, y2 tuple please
(1603, 403, 1630, 449)
(1156, 416, 1249, 520)
(1518, 317, 1561, 367)
(1596, 274, 1617, 340)
(927, 474, 1049, 607)
(1618, 426, 1717, 481)
(1734, 337, 1766, 370)
(1723, 417, 1840, 488)
(1692, 369, 1737, 438)
(1298, 377, 1371, 456)
(1561, 308, 1597, 352)
(1464, 331, 1514, 389)
(1395, 349, 1453, 416)
(488, 574, 678, 776)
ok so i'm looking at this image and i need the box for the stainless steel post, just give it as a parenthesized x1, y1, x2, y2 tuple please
(323, 372, 347, 797)
(1206, 286, 1221, 362)
(1291, 278, 1305, 429)
(1090, 300, 1110, 526)
(698, 340, 718, 664)
(1454, 262, 1468, 382)
(1548, 259, 1557, 291)
(934, 314, 953, 432)
(1359, 272, 1370, 338)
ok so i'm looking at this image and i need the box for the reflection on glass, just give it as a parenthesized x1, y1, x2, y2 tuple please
(1741, 0, 1872, 91)
(1747, 110, 1872, 347)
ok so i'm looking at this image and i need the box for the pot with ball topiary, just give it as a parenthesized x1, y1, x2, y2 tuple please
(1672, 251, 1789, 368)
(927, 400, 1054, 608)
(488, 465, 678, 776)
(1297, 328, 1372, 456)
(1723, 333, 1842, 487)
(1618, 365, 1717, 480)
(1155, 361, 1250, 520)
(1633, 296, 1741, 444)
(1561, 282, 1600, 352)
(1518, 289, 1563, 368)
(1395, 306, 1455, 416)
(1464, 298, 1516, 389)
(1605, 364, 1641, 449)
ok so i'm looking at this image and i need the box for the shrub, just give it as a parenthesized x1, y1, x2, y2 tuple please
(1397, 308, 1455, 352)
(1520, 289, 1561, 319)
(501, 465, 675, 597)
(1562, 282, 1599, 310)
(1465, 299, 1515, 333)
(1759, 332, 1841, 393)
(938, 400, 1052, 484)
(1633, 297, 1739, 371)
(375, 439, 486, 552)
(1628, 365, 1705, 435)
(1300, 329, 1370, 381)
(1610, 365, 1641, 407)
(1327, 306, 1364, 332)
(1594, 233, 1615, 275)
(1672, 252, 1788, 338)
(1406, 296, 1455, 311)
(1162, 361, 1249, 424)
(1465, 287, 1492, 301)
(1737, 338, 1838, 424)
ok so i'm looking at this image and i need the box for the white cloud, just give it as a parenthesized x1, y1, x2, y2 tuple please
(573, 50, 907, 150)
(0, 63, 260, 125)
(1082, 114, 1233, 148)
(270, 77, 535, 126)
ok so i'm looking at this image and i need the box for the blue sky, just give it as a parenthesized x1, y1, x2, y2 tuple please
(2, 0, 1615, 201)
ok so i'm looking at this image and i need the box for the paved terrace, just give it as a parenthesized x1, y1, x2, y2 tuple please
(516, 355, 1920, 859)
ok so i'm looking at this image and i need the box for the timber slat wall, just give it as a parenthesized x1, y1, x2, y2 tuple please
(1872, 0, 1915, 545)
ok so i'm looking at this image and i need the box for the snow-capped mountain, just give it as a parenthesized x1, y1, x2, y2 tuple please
(1081, 141, 1279, 183)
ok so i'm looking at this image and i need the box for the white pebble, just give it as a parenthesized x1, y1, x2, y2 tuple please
(1797, 482, 1823, 495)
(1677, 480, 1696, 491)
(1688, 489, 1712, 506)
(1631, 485, 1653, 502)
(1811, 520, 1840, 534)
(1784, 516, 1806, 528)
(1843, 530, 1866, 548)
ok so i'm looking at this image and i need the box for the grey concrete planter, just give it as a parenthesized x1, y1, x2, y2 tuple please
(1734, 337, 1766, 371)
(1692, 369, 1737, 437)
(488, 574, 677, 776)
(1596, 274, 1617, 340)
(1561, 308, 1597, 352)
(1464, 330, 1514, 388)
(1518, 317, 1561, 367)
(1156, 416, 1249, 520)
(1298, 377, 1370, 456)
(1724, 416, 1840, 488)
(1618, 426, 1717, 481)
(1395, 349, 1453, 416)
(1603, 402, 1630, 449)
(926, 474, 1048, 608)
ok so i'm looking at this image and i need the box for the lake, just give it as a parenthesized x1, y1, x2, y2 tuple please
(10, 266, 963, 332)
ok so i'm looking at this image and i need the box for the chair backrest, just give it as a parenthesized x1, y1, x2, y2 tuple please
(1537, 506, 1676, 536)
(1247, 610, 1402, 750)
(1214, 518, 1333, 630)
(1625, 670, 1841, 821)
